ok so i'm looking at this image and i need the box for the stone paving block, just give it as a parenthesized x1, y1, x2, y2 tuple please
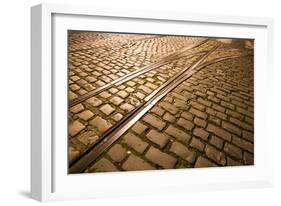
(146, 129, 169, 148)
(224, 142, 243, 159)
(180, 111, 194, 121)
(221, 100, 235, 110)
(132, 122, 148, 135)
(197, 97, 212, 107)
(125, 87, 135, 93)
(70, 103, 84, 114)
(99, 91, 111, 99)
(99, 104, 115, 115)
(170, 92, 189, 102)
(89, 116, 112, 133)
(216, 111, 227, 120)
(229, 117, 253, 131)
(122, 154, 155, 171)
(70, 84, 80, 91)
(159, 102, 179, 115)
(135, 92, 145, 99)
(77, 79, 87, 86)
(83, 84, 95, 91)
(212, 103, 226, 113)
(78, 110, 94, 121)
(243, 152, 254, 165)
(163, 112, 176, 123)
(190, 101, 205, 111)
(145, 146, 177, 169)
(205, 145, 226, 165)
(69, 120, 85, 136)
(190, 137, 205, 152)
(109, 88, 118, 94)
(227, 157, 242, 166)
(177, 118, 194, 131)
(85, 76, 97, 83)
(117, 90, 129, 98)
(69, 147, 80, 161)
(237, 107, 253, 118)
(226, 109, 244, 120)
(189, 107, 208, 119)
(89, 158, 118, 172)
(69, 91, 78, 100)
(193, 128, 209, 141)
(217, 93, 230, 102)
(194, 156, 217, 168)
(151, 106, 165, 116)
(111, 113, 123, 122)
(120, 103, 135, 113)
(222, 121, 242, 136)
(126, 81, 136, 87)
(123, 132, 148, 154)
(209, 136, 224, 149)
(107, 144, 127, 162)
(143, 114, 166, 130)
(232, 136, 254, 153)
(194, 117, 207, 128)
(77, 131, 99, 146)
(78, 89, 87, 95)
(70, 75, 80, 81)
(165, 125, 191, 144)
(139, 85, 153, 94)
(86, 96, 102, 107)
(110, 96, 124, 106)
(145, 82, 158, 90)
(207, 95, 220, 104)
(169, 141, 196, 163)
(206, 123, 231, 142)
(242, 130, 254, 142)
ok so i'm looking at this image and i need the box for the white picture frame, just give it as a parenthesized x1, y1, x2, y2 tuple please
(31, 3, 274, 202)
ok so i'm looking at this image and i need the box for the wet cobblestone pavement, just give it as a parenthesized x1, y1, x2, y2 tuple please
(68, 31, 254, 173)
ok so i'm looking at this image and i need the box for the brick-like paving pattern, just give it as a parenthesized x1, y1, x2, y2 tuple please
(68, 31, 254, 173)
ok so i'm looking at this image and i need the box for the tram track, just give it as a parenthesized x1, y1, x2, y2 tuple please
(69, 38, 210, 107)
(69, 44, 225, 173)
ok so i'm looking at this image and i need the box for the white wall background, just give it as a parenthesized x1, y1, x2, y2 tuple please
(0, 0, 280, 205)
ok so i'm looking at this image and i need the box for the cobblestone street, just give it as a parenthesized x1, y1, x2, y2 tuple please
(68, 31, 254, 173)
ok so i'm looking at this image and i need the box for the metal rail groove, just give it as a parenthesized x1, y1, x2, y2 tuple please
(69, 38, 210, 107)
(69, 44, 221, 173)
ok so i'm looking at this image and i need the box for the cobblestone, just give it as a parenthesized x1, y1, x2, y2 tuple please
(68, 33, 254, 173)
(89, 116, 112, 133)
(122, 155, 155, 171)
(69, 120, 85, 136)
(132, 122, 148, 135)
(206, 124, 231, 142)
(88, 158, 118, 172)
(165, 125, 191, 144)
(224, 142, 243, 159)
(194, 156, 217, 168)
(78, 110, 94, 121)
(110, 96, 124, 106)
(205, 145, 226, 165)
(145, 146, 177, 169)
(107, 144, 127, 162)
(169, 141, 196, 163)
(70, 103, 84, 114)
(190, 137, 205, 152)
(177, 118, 194, 131)
(122, 133, 148, 154)
(146, 129, 169, 148)
(143, 114, 166, 130)
(99, 104, 115, 115)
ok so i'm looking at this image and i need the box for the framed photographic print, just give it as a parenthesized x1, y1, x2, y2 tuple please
(31, 3, 274, 201)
